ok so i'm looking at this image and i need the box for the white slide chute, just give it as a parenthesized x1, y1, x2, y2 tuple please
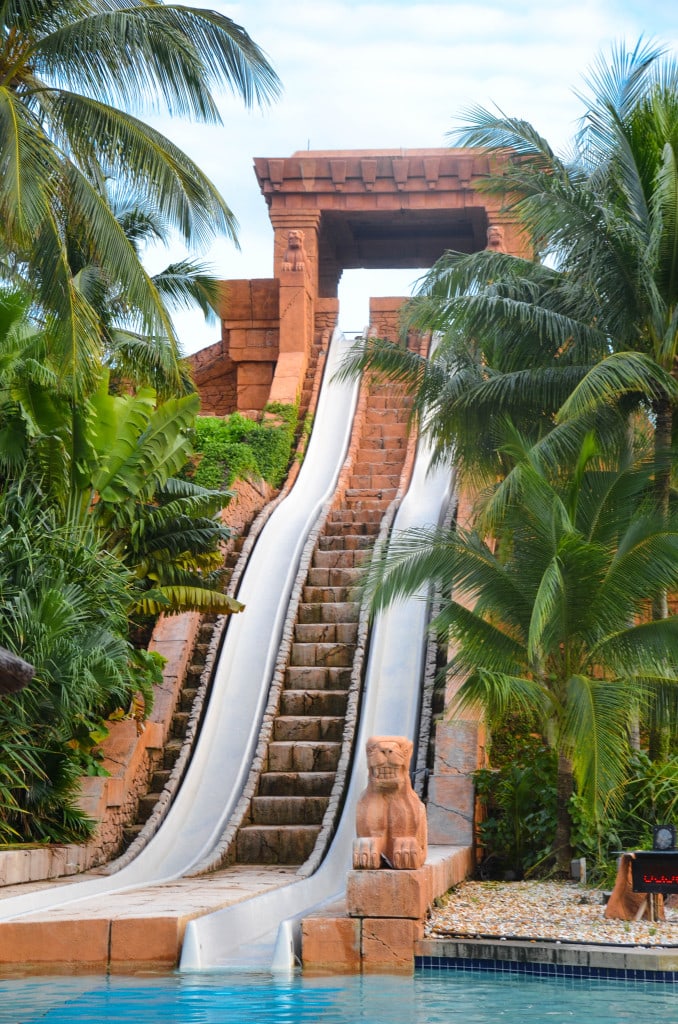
(179, 425, 455, 971)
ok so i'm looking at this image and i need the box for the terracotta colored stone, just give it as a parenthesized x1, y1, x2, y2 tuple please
(0, 920, 109, 969)
(346, 866, 431, 919)
(361, 917, 424, 970)
(301, 914, 361, 971)
(426, 776, 475, 846)
(353, 737, 427, 870)
(109, 917, 181, 968)
(220, 279, 254, 320)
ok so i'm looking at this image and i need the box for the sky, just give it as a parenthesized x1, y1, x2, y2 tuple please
(146, 0, 678, 354)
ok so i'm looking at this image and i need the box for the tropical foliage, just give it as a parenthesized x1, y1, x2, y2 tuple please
(0, 0, 280, 397)
(341, 38, 678, 873)
(187, 403, 299, 491)
(367, 432, 678, 870)
(0, 486, 165, 842)
(0, 3, 279, 842)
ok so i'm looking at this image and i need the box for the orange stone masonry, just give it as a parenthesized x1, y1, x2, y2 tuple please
(189, 148, 529, 418)
(302, 846, 473, 972)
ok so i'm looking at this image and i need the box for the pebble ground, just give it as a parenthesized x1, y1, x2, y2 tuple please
(426, 880, 678, 947)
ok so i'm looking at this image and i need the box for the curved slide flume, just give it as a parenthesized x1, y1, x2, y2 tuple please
(179, 423, 455, 971)
(0, 328, 360, 922)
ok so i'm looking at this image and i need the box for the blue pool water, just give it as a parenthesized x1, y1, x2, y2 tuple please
(1, 970, 676, 1024)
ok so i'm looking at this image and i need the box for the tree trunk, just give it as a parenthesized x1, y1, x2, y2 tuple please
(649, 397, 673, 759)
(554, 752, 574, 874)
(0, 647, 35, 696)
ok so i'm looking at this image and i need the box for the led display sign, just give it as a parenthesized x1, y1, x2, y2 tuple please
(630, 851, 678, 893)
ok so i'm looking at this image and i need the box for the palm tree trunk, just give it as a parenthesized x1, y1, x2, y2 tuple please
(554, 752, 574, 873)
(649, 396, 673, 760)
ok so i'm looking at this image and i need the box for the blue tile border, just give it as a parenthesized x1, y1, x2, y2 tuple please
(415, 954, 678, 982)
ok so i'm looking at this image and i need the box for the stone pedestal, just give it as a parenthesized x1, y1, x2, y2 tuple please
(301, 845, 473, 972)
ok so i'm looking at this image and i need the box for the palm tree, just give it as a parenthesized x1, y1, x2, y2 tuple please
(0, 0, 280, 395)
(342, 40, 678, 500)
(366, 432, 678, 870)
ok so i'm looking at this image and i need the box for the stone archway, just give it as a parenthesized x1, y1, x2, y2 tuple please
(190, 148, 527, 416)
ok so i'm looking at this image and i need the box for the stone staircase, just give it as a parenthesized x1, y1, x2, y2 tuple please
(234, 385, 411, 864)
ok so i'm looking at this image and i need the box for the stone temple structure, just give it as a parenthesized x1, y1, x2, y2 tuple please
(188, 147, 529, 862)
(189, 148, 528, 417)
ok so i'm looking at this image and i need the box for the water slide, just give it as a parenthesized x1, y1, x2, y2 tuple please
(179, 421, 455, 971)
(0, 327, 361, 922)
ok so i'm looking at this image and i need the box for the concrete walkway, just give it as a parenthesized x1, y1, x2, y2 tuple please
(0, 866, 297, 973)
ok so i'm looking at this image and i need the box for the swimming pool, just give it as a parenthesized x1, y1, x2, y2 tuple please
(1, 970, 676, 1024)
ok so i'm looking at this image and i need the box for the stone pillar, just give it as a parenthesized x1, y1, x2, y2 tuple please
(426, 484, 486, 849)
(267, 211, 321, 407)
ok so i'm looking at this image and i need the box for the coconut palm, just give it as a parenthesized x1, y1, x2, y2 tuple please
(0, 0, 280, 396)
(366, 432, 678, 870)
(342, 40, 678, 499)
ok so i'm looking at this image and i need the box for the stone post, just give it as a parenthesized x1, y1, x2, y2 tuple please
(268, 211, 321, 407)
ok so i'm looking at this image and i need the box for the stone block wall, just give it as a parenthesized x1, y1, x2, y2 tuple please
(301, 846, 473, 972)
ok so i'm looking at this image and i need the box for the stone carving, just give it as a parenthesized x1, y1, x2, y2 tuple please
(486, 223, 506, 252)
(604, 853, 665, 921)
(281, 229, 308, 271)
(353, 736, 427, 870)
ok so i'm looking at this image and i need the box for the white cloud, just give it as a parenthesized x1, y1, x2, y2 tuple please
(148, 0, 678, 353)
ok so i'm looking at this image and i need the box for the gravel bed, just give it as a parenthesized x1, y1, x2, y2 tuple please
(426, 880, 678, 947)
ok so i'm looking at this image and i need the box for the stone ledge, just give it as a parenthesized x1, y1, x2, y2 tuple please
(301, 845, 473, 972)
(415, 937, 678, 978)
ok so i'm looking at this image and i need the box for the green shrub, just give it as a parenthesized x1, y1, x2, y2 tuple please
(188, 403, 298, 490)
(474, 731, 557, 879)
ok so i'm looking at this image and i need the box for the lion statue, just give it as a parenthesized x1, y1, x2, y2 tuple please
(281, 228, 307, 271)
(485, 223, 506, 252)
(353, 736, 427, 870)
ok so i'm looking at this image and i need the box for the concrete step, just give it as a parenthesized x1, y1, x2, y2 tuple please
(171, 711, 190, 737)
(312, 549, 370, 569)
(362, 422, 408, 439)
(121, 822, 143, 848)
(185, 664, 204, 685)
(137, 792, 161, 823)
(302, 585, 359, 603)
(179, 687, 198, 711)
(150, 767, 172, 791)
(328, 508, 385, 525)
(274, 716, 344, 742)
(250, 795, 329, 825)
(280, 689, 348, 716)
(290, 642, 355, 667)
(258, 771, 335, 797)
(356, 447, 406, 465)
(293, 621, 358, 644)
(349, 473, 400, 491)
(344, 487, 397, 503)
(268, 741, 341, 772)
(317, 534, 374, 551)
(285, 665, 352, 690)
(297, 601, 360, 624)
(360, 435, 407, 451)
(324, 519, 374, 536)
(163, 738, 183, 769)
(307, 567, 363, 588)
(235, 825, 320, 865)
